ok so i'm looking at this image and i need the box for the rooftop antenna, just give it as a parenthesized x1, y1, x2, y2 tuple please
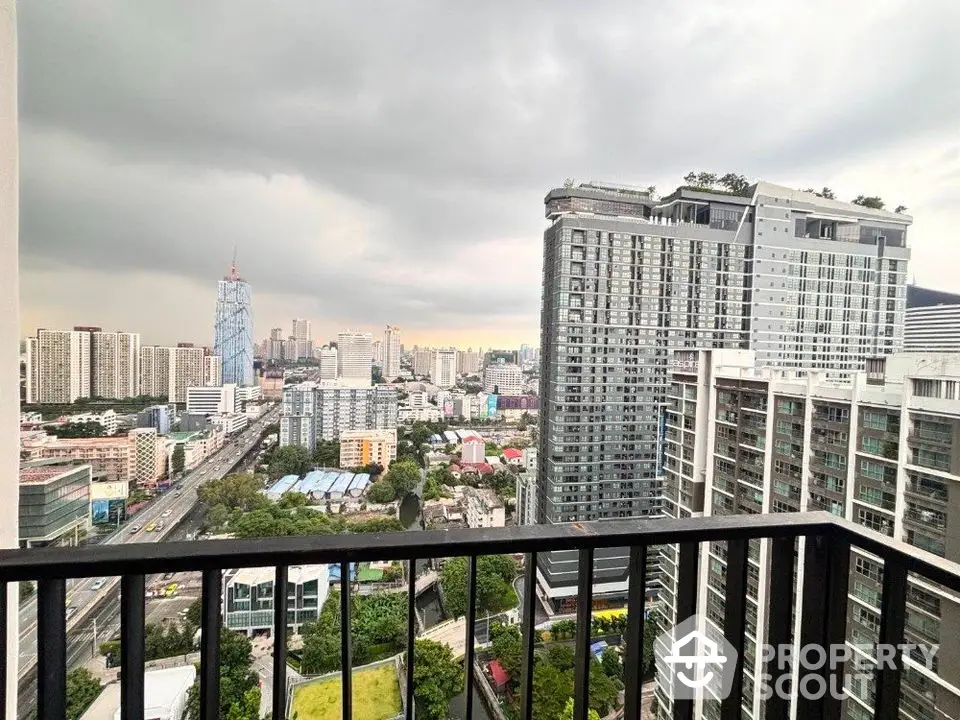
(229, 246, 239, 281)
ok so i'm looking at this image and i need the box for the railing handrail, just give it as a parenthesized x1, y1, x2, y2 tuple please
(0, 512, 838, 581)
(1, 512, 958, 593)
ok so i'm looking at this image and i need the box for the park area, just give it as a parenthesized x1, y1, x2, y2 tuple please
(290, 663, 402, 720)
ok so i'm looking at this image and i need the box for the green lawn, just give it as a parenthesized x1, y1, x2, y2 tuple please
(291, 663, 402, 720)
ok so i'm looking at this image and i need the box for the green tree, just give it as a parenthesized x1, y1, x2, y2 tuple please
(366, 477, 396, 503)
(410, 639, 464, 720)
(484, 442, 501, 456)
(50, 421, 106, 439)
(313, 440, 340, 468)
(588, 658, 620, 715)
(490, 623, 522, 691)
(547, 643, 575, 671)
(421, 474, 443, 501)
(384, 459, 420, 497)
(600, 646, 622, 680)
(197, 473, 267, 513)
(440, 555, 517, 617)
(895, 204, 908, 214)
(267, 445, 312, 479)
(852, 194, 885, 210)
(428, 465, 457, 487)
(183, 627, 259, 719)
(532, 661, 572, 719)
(66, 667, 102, 720)
(186, 597, 202, 628)
(718, 172, 750, 195)
(820, 187, 836, 199)
(560, 698, 601, 720)
(171, 443, 186, 476)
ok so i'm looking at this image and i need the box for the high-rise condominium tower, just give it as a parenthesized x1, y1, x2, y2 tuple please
(432, 348, 457, 389)
(292, 318, 312, 360)
(214, 260, 254, 386)
(31, 329, 92, 403)
(384, 325, 401, 380)
(337, 331, 373, 387)
(536, 181, 910, 602)
(90, 330, 140, 399)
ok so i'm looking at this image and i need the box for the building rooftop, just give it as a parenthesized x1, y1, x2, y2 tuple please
(19, 461, 87, 484)
(167, 431, 201, 442)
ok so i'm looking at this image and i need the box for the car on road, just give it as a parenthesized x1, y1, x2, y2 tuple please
(129, 525, 142, 533)
(145, 522, 157, 532)
(156, 521, 165, 531)
(174, 490, 182, 497)
(161, 510, 172, 518)
(66, 606, 77, 620)
(91, 578, 106, 591)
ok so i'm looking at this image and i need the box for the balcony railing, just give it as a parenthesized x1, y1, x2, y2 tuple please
(2, 512, 960, 720)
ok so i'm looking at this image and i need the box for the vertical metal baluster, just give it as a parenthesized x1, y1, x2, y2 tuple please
(765, 537, 796, 720)
(0, 580, 7, 717)
(874, 555, 907, 720)
(37, 578, 66, 720)
(121, 574, 146, 720)
(405, 559, 417, 720)
(464, 556, 478, 719)
(822, 534, 850, 720)
(623, 546, 647, 720)
(798, 535, 827, 719)
(519, 552, 538, 720)
(272, 566, 288, 720)
(674, 541, 699, 720)
(340, 561, 352, 719)
(199, 569, 221, 720)
(573, 548, 594, 720)
(721, 539, 749, 720)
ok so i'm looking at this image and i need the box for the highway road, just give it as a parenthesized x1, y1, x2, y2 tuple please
(16, 404, 280, 676)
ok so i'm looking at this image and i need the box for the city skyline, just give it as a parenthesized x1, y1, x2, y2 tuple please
(15, 2, 960, 348)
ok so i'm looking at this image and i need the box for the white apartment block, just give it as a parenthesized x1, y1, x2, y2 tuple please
(63, 409, 119, 436)
(337, 331, 373, 387)
(483, 362, 522, 396)
(657, 349, 960, 720)
(205, 355, 223, 387)
(32, 329, 91, 403)
(279, 382, 398, 449)
(413, 347, 434, 377)
(138, 345, 171, 398)
(432, 348, 457, 389)
(139, 345, 222, 403)
(457, 348, 481, 375)
(318, 345, 338, 380)
(384, 325, 401, 380)
(211, 413, 248, 436)
(372, 339, 383, 364)
(397, 404, 442, 423)
(25, 337, 38, 404)
(464, 486, 505, 529)
(90, 330, 140, 399)
(339, 428, 398, 470)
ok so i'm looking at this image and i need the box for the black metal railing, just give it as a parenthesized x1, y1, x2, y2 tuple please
(2, 512, 960, 720)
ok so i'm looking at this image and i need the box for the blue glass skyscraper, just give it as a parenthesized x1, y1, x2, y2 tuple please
(213, 261, 254, 386)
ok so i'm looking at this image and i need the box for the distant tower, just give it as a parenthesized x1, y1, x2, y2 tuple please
(384, 325, 401, 380)
(213, 257, 254, 386)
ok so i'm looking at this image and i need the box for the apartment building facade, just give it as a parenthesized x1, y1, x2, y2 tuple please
(337, 331, 372, 387)
(536, 181, 911, 598)
(318, 345, 338, 380)
(224, 564, 328, 636)
(90, 330, 140, 399)
(338, 428, 397, 470)
(384, 325, 401, 380)
(432, 348, 457, 389)
(657, 349, 960, 720)
(280, 382, 398, 449)
(483, 362, 522, 396)
(904, 285, 960, 354)
(30, 329, 91, 403)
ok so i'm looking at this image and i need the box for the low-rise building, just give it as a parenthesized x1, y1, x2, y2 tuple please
(129, 427, 168, 486)
(60, 409, 119, 436)
(79, 665, 197, 720)
(211, 413, 248, 436)
(19, 460, 92, 548)
(339, 428, 397, 470)
(224, 565, 329, 636)
(23, 435, 134, 482)
(137, 404, 172, 434)
(461, 437, 484, 464)
(464, 486, 505, 529)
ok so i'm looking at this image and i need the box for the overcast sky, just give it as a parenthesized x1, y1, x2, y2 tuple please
(17, 1, 960, 349)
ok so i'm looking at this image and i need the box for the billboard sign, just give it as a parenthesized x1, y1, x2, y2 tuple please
(91, 498, 126, 525)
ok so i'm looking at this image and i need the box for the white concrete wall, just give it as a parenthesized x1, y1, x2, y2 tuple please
(0, 1, 18, 715)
